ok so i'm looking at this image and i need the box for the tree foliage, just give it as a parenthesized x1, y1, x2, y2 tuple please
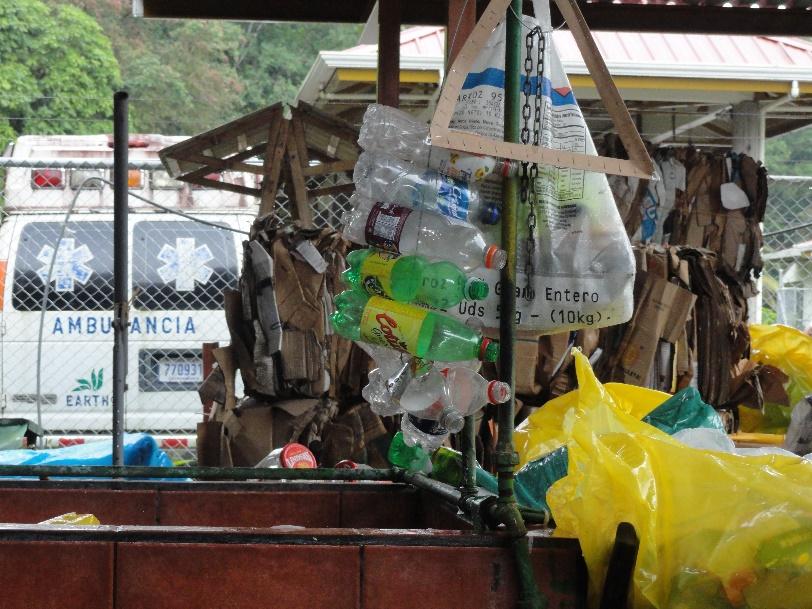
(765, 125, 812, 177)
(52, 0, 360, 135)
(234, 22, 362, 113)
(0, 0, 121, 147)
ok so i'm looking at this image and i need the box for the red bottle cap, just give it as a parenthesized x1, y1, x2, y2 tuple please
(279, 443, 317, 468)
(334, 459, 358, 469)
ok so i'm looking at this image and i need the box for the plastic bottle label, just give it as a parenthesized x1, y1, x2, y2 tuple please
(364, 202, 411, 253)
(359, 251, 398, 297)
(360, 296, 428, 354)
(426, 173, 471, 221)
(436, 151, 496, 182)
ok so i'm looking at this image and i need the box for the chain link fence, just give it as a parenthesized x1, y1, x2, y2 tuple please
(761, 175, 812, 332)
(0, 155, 351, 460)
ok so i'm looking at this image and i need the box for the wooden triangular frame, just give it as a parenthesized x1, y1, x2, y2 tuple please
(430, 0, 654, 179)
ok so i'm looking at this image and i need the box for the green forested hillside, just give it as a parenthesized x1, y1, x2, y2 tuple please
(0, 0, 360, 145)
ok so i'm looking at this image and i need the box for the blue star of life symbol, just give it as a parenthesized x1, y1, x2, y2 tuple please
(36, 238, 94, 292)
(157, 237, 214, 292)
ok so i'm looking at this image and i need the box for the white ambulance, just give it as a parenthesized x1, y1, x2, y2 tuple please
(0, 134, 257, 455)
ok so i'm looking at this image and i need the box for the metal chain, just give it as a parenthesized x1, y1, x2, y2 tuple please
(522, 28, 544, 289)
(519, 28, 534, 223)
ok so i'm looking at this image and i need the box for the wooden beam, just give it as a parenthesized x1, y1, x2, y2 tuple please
(259, 119, 290, 216)
(301, 159, 357, 176)
(308, 183, 356, 199)
(377, 0, 401, 107)
(285, 133, 314, 227)
(138, 0, 812, 37)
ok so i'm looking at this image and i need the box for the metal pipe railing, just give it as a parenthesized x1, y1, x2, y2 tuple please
(0, 465, 398, 482)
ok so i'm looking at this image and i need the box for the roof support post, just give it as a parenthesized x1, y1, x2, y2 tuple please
(731, 100, 766, 324)
(731, 100, 765, 162)
(377, 0, 401, 107)
(447, 0, 477, 64)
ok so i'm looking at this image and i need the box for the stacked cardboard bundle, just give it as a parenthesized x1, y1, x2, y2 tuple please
(197, 220, 388, 466)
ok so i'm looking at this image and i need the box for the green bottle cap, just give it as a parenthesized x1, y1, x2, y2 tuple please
(479, 338, 500, 362)
(466, 278, 489, 301)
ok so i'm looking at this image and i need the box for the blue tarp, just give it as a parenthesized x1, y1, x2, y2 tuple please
(0, 433, 173, 467)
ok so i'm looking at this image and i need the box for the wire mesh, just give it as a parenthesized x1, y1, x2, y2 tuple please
(0, 157, 351, 457)
(761, 175, 812, 331)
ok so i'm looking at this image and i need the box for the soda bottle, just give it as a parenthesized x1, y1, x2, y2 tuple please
(442, 367, 511, 416)
(388, 430, 432, 473)
(343, 249, 489, 309)
(331, 289, 499, 362)
(353, 152, 500, 224)
(358, 104, 519, 181)
(342, 195, 506, 272)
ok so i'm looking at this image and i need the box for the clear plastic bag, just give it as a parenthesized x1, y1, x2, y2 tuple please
(444, 0, 636, 333)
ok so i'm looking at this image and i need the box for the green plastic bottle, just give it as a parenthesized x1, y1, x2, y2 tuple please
(343, 249, 489, 309)
(387, 431, 431, 473)
(330, 289, 499, 362)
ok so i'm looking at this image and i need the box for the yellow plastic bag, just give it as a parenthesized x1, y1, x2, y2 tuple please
(514, 368, 669, 468)
(39, 512, 100, 525)
(548, 351, 812, 609)
(750, 324, 812, 405)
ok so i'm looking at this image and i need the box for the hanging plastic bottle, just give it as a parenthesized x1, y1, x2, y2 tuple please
(387, 430, 432, 473)
(331, 289, 499, 362)
(343, 249, 489, 309)
(354, 152, 500, 224)
(401, 414, 451, 454)
(358, 104, 519, 181)
(443, 367, 511, 416)
(342, 195, 506, 272)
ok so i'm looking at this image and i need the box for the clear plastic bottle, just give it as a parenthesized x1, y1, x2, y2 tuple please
(442, 367, 511, 416)
(401, 414, 451, 454)
(343, 249, 489, 308)
(331, 289, 500, 362)
(357, 342, 415, 416)
(353, 152, 500, 224)
(342, 195, 506, 272)
(358, 104, 519, 182)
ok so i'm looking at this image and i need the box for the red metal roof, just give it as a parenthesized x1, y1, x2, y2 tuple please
(342, 26, 445, 58)
(341, 26, 812, 72)
(554, 31, 812, 69)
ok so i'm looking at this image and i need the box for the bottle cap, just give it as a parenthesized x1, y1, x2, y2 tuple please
(279, 443, 317, 468)
(465, 277, 489, 301)
(484, 245, 507, 270)
(334, 459, 358, 469)
(479, 338, 500, 362)
(479, 203, 501, 225)
(486, 381, 511, 404)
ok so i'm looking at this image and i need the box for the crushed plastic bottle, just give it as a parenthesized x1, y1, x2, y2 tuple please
(358, 104, 519, 182)
(354, 151, 500, 224)
(343, 249, 489, 309)
(388, 430, 432, 473)
(331, 289, 499, 362)
(356, 342, 415, 416)
(401, 413, 450, 454)
(342, 195, 506, 272)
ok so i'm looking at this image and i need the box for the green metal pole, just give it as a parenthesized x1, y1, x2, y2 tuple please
(460, 415, 478, 498)
(495, 0, 524, 534)
(499, 4, 546, 608)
